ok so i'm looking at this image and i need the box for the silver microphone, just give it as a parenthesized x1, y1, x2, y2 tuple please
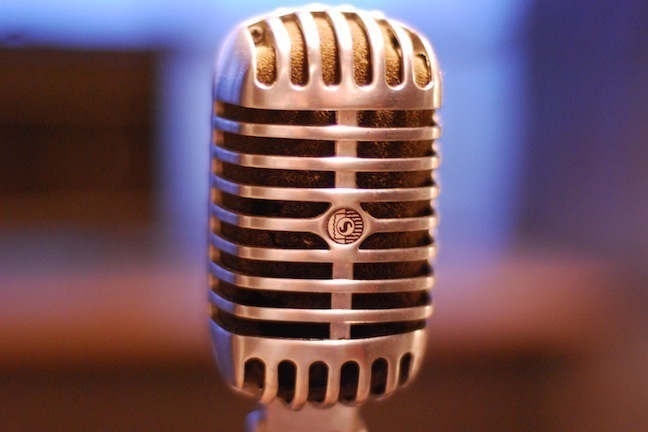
(209, 4, 442, 431)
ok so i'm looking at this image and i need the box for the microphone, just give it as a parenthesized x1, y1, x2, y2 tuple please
(209, 4, 442, 431)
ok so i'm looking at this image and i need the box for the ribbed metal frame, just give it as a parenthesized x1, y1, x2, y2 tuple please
(214, 4, 442, 110)
(211, 324, 427, 410)
(209, 4, 442, 408)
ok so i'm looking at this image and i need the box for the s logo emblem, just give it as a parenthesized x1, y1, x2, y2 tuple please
(327, 209, 364, 244)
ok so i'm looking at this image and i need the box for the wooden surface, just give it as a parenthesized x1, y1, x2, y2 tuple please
(0, 242, 615, 368)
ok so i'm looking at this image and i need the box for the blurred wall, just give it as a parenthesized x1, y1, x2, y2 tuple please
(523, 0, 648, 268)
(1, 0, 532, 264)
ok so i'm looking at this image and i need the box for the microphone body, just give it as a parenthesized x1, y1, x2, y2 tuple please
(209, 4, 442, 430)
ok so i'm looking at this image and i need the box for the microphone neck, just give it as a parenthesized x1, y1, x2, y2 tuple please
(246, 401, 367, 432)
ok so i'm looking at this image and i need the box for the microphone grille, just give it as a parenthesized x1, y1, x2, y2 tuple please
(210, 4, 442, 409)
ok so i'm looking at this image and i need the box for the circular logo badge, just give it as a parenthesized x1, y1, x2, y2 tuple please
(327, 208, 364, 244)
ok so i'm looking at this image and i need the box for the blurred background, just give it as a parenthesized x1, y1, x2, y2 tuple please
(1, 0, 646, 431)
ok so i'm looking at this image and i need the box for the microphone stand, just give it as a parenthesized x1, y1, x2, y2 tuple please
(246, 401, 367, 432)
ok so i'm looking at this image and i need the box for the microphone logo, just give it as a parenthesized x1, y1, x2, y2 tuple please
(327, 208, 364, 244)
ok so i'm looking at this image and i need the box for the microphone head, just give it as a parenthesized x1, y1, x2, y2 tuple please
(210, 4, 442, 410)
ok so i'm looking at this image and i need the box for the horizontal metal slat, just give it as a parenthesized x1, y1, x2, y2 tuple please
(210, 262, 434, 293)
(214, 116, 441, 141)
(213, 145, 439, 171)
(212, 204, 437, 233)
(212, 175, 438, 203)
(210, 291, 433, 323)
(211, 233, 436, 263)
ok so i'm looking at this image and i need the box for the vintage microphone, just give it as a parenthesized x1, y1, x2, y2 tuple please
(209, 4, 442, 431)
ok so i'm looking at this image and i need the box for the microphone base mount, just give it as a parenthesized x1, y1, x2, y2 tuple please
(245, 401, 367, 432)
